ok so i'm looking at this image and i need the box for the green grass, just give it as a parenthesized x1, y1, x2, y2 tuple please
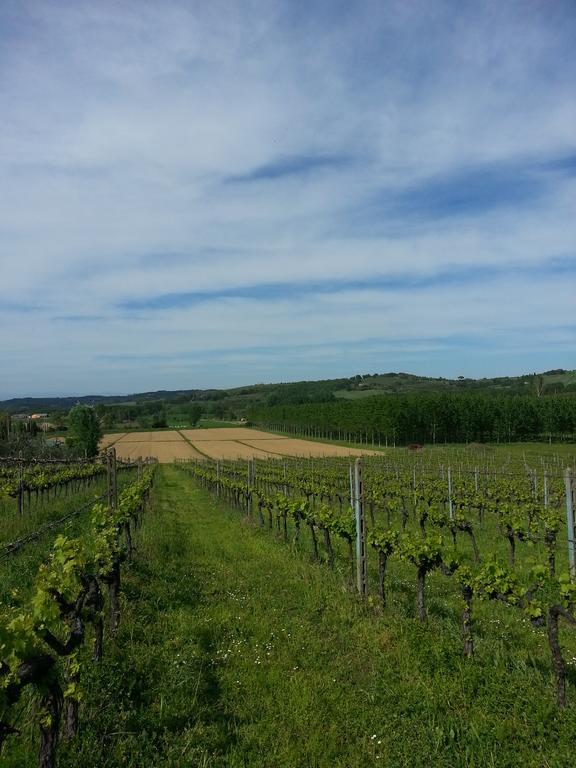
(3, 465, 576, 767)
(334, 388, 387, 399)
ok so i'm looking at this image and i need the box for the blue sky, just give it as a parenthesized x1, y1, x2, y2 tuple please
(0, 0, 575, 397)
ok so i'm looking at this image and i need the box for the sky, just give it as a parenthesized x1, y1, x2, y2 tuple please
(0, 0, 575, 398)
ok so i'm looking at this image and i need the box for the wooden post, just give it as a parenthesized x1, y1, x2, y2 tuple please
(544, 472, 549, 508)
(349, 463, 354, 509)
(107, 448, 117, 510)
(18, 454, 24, 515)
(448, 466, 453, 520)
(565, 468, 575, 581)
(112, 448, 117, 509)
(247, 459, 254, 515)
(354, 458, 367, 596)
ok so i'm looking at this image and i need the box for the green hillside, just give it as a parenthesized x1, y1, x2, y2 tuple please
(2, 369, 575, 421)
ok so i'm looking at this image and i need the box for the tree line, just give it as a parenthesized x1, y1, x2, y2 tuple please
(248, 392, 576, 444)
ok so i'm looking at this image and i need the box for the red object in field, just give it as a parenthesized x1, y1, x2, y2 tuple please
(407, 443, 424, 451)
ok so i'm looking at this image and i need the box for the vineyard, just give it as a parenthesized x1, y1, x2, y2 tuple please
(1, 460, 107, 512)
(2, 438, 576, 766)
(0, 451, 155, 767)
(177, 448, 576, 708)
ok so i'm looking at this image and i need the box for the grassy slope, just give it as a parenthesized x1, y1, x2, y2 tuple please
(6, 465, 576, 767)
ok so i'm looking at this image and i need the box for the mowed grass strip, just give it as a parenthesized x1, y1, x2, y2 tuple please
(13, 465, 574, 768)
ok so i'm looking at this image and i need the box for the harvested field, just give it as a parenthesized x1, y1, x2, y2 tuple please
(237, 438, 379, 458)
(194, 440, 278, 461)
(180, 428, 281, 442)
(99, 433, 126, 448)
(116, 431, 184, 443)
(114, 439, 204, 463)
(100, 428, 380, 462)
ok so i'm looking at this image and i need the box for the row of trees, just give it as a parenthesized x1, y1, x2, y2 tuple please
(94, 401, 203, 430)
(249, 393, 576, 444)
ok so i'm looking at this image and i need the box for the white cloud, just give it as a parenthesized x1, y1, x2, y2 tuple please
(0, 0, 575, 395)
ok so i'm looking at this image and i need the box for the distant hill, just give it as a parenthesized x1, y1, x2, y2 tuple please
(1, 369, 575, 414)
(0, 389, 218, 412)
(333, 369, 576, 398)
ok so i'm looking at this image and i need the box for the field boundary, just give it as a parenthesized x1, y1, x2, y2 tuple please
(176, 430, 212, 460)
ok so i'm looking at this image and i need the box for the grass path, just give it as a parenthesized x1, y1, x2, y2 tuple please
(28, 465, 574, 768)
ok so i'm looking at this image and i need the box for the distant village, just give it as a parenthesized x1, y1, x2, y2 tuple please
(8, 413, 53, 431)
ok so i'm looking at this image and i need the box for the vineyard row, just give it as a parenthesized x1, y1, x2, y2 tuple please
(0, 452, 156, 768)
(177, 456, 576, 708)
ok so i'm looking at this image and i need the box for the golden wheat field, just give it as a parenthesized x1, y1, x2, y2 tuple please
(98, 432, 126, 448)
(179, 427, 277, 442)
(99, 428, 380, 463)
(113, 439, 204, 463)
(237, 437, 379, 458)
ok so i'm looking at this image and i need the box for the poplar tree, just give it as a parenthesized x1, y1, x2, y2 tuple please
(67, 405, 101, 457)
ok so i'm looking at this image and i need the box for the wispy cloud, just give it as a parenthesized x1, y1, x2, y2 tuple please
(387, 160, 548, 218)
(117, 257, 576, 312)
(227, 153, 353, 182)
(347, 151, 576, 231)
(0, 0, 575, 396)
(50, 314, 110, 324)
(0, 299, 45, 314)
